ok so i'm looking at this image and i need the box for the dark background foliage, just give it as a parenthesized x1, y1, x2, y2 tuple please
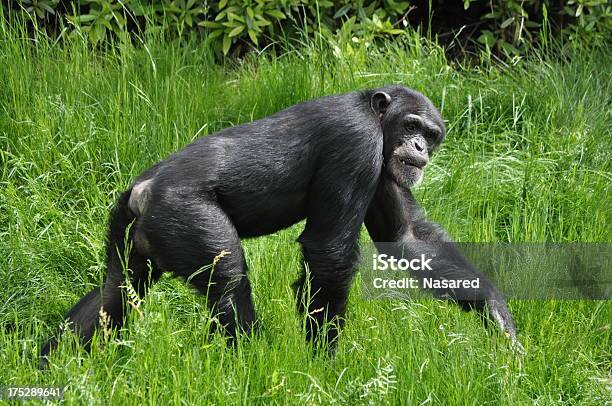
(4, 1, 610, 58)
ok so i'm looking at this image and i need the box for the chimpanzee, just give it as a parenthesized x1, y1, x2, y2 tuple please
(41, 85, 519, 364)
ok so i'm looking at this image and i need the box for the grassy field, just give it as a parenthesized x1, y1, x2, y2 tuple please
(0, 18, 610, 404)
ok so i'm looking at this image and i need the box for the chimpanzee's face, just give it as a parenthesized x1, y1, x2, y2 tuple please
(371, 87, 445, 188)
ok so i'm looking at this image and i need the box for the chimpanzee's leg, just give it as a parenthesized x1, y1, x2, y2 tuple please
(294, 188, 371, 350)
(294, 236, 359, 349)
(41, 191, 161, 366)
(142, 195, 256, 339)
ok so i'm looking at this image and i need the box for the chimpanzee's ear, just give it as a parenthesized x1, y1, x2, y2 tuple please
(370, 91, 392, 119)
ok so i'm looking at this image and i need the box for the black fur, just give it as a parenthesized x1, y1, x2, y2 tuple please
(41, 85, 519, 366)
(365, 181, 519, 345)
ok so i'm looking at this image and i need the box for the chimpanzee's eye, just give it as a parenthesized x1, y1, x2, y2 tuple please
(425, 130, 438, 142)
(405, 122, 418, 132)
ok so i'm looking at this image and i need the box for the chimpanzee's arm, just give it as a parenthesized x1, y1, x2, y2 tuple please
(365, 175, 521, 348)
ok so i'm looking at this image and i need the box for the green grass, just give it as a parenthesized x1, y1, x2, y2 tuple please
(0, 17, 611, 405)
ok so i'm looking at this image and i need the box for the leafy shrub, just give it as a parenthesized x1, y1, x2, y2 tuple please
(8, 0, 611, 57)
(11, 0, 410, 54)
(562, 0, 611, 43)
(467, 0, 611, 57)
(17, 0, 60, 19)
(197, 0, 294, 55)
(67, 0, 130, 44)
(161, 0, 412, 55)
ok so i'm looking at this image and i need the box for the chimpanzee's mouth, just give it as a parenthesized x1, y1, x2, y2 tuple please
(399, 158, 423, 169)
(389, 157, 425, 188)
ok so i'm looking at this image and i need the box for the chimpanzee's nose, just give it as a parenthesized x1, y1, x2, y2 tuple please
(413, 137, 426, 154)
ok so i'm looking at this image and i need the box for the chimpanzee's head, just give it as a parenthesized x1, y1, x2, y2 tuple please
(370, 86, 445, 188)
